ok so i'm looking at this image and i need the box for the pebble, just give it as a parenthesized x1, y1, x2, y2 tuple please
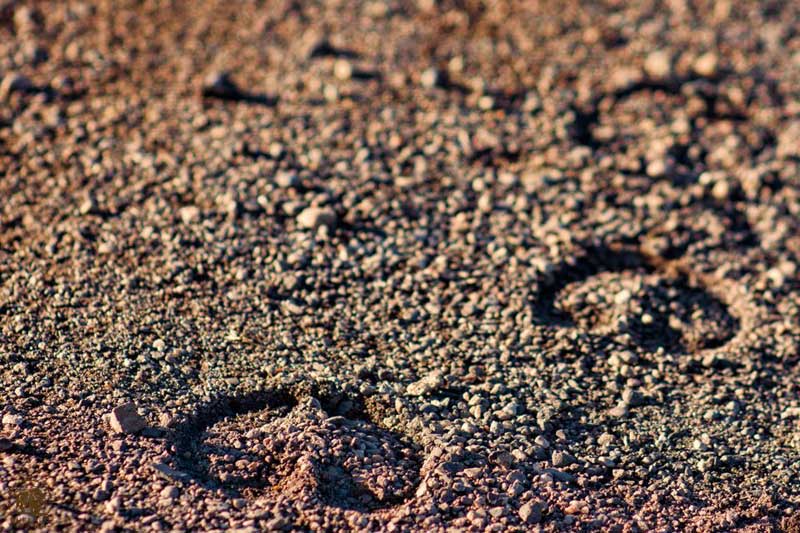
(333, 59, 353, 80)
(296, 206, 337, 230)
(275, 171, 299, 188)
(489, 451, 515, 467)
(150, 462, 191, 482)
(565, 500, 588, 514)
(78, 196, 97, 216)
(13, 6, 36, 34)
(496, 402, 520, 420)
(179, 206, 201, 224)
(519, 501, 543, 524)
(552, 449, 576, 467)
(693, 52, 719, 77)
(622, 388, 643, 407)
(477, 95, 495, 111)
(105, 497, 122, 513)
(644, 50, 672, 79)
(420, 67, 443, 88)
(2, 414, 23, 426)
(597, 433, 615, 447)
(232, 498, 247, 509)
(323, 83, 339, 102)
(608, 402, 630, 418)
(160, 486, 180, 499)
(107, 403, 146, 434)
(407, 371, 444, 396)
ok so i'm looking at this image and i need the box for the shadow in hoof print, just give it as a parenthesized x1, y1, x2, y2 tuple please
(537, 244, 739, 354)
(169, 381, 421, 512)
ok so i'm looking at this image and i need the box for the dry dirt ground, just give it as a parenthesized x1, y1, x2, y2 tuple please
(2, 0, 800, 531)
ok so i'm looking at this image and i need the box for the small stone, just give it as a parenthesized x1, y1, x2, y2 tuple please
(2, 414, 23, 426)
(622, 388, 643, 407)
(275, 171, 299, 188)
(551, 449, 576, 467)
(79, 196, 97, 215)
(565, 500, 587, 514)
(150, 461, 190, 482)
(105, 497, 122, 513)
(522, 92, 541, 112)
(407, 371, 444, 396)
(597, 433, 615, 447)
(107, 403, 146, 434)
(646, 159, 669, 178)
(620, 351, 639, 365)
(420, 67, 443, 88)
(0, 438, 12, 451)
(179, 206, 201, 224)
(160, 486, 180, 499)
(497, 402, 520, 420)
(159, 413, 177, 428)
(693, 52, 719, 77)
(511, 449, 528, 462)
(519, 501, 543, 524)
(489, 451, 515, 467)
(477, 95, 495, 110)
(323, 83, 339, 102)
(0, 73, 33, 102)
(614, 289, 632, 305)
(232, 498, 247, 510)
(296, 206, 337, 230)
(93, 487, 110, 502)
(608, 402, 629, 418)
(333, 59, 353, 80)
(644, 50, 672, 79)
(13, 6, 36, 34)
(269, 142, 285, 158)
(217, 192, 240, 217)
(711, 179, 731, 201)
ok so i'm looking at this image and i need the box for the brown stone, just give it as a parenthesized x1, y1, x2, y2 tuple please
(107, 403, 146, 434)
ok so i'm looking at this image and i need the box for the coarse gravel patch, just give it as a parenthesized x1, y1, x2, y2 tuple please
(2, 0, 800, 532)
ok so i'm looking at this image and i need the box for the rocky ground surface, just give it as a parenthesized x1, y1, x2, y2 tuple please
(2, 0, 800, 531)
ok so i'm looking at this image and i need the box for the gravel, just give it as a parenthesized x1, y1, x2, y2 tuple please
(1, 1, 800, 532)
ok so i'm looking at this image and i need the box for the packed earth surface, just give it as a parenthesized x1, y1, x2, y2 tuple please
(2, 1, 800, 531)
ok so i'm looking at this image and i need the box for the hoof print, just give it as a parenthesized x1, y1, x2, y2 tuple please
(538, 244, 739, 353)
(170, 381, 421, 512)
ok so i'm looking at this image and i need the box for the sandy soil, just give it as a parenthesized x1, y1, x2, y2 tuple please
(2, 0, 800, 531)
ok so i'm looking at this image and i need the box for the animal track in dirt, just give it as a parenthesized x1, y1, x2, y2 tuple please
(169, 381, 421, 512)
(569, 77, 776, 161)
(537, 244, 739, 354)
(641, 200, 761, 260)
